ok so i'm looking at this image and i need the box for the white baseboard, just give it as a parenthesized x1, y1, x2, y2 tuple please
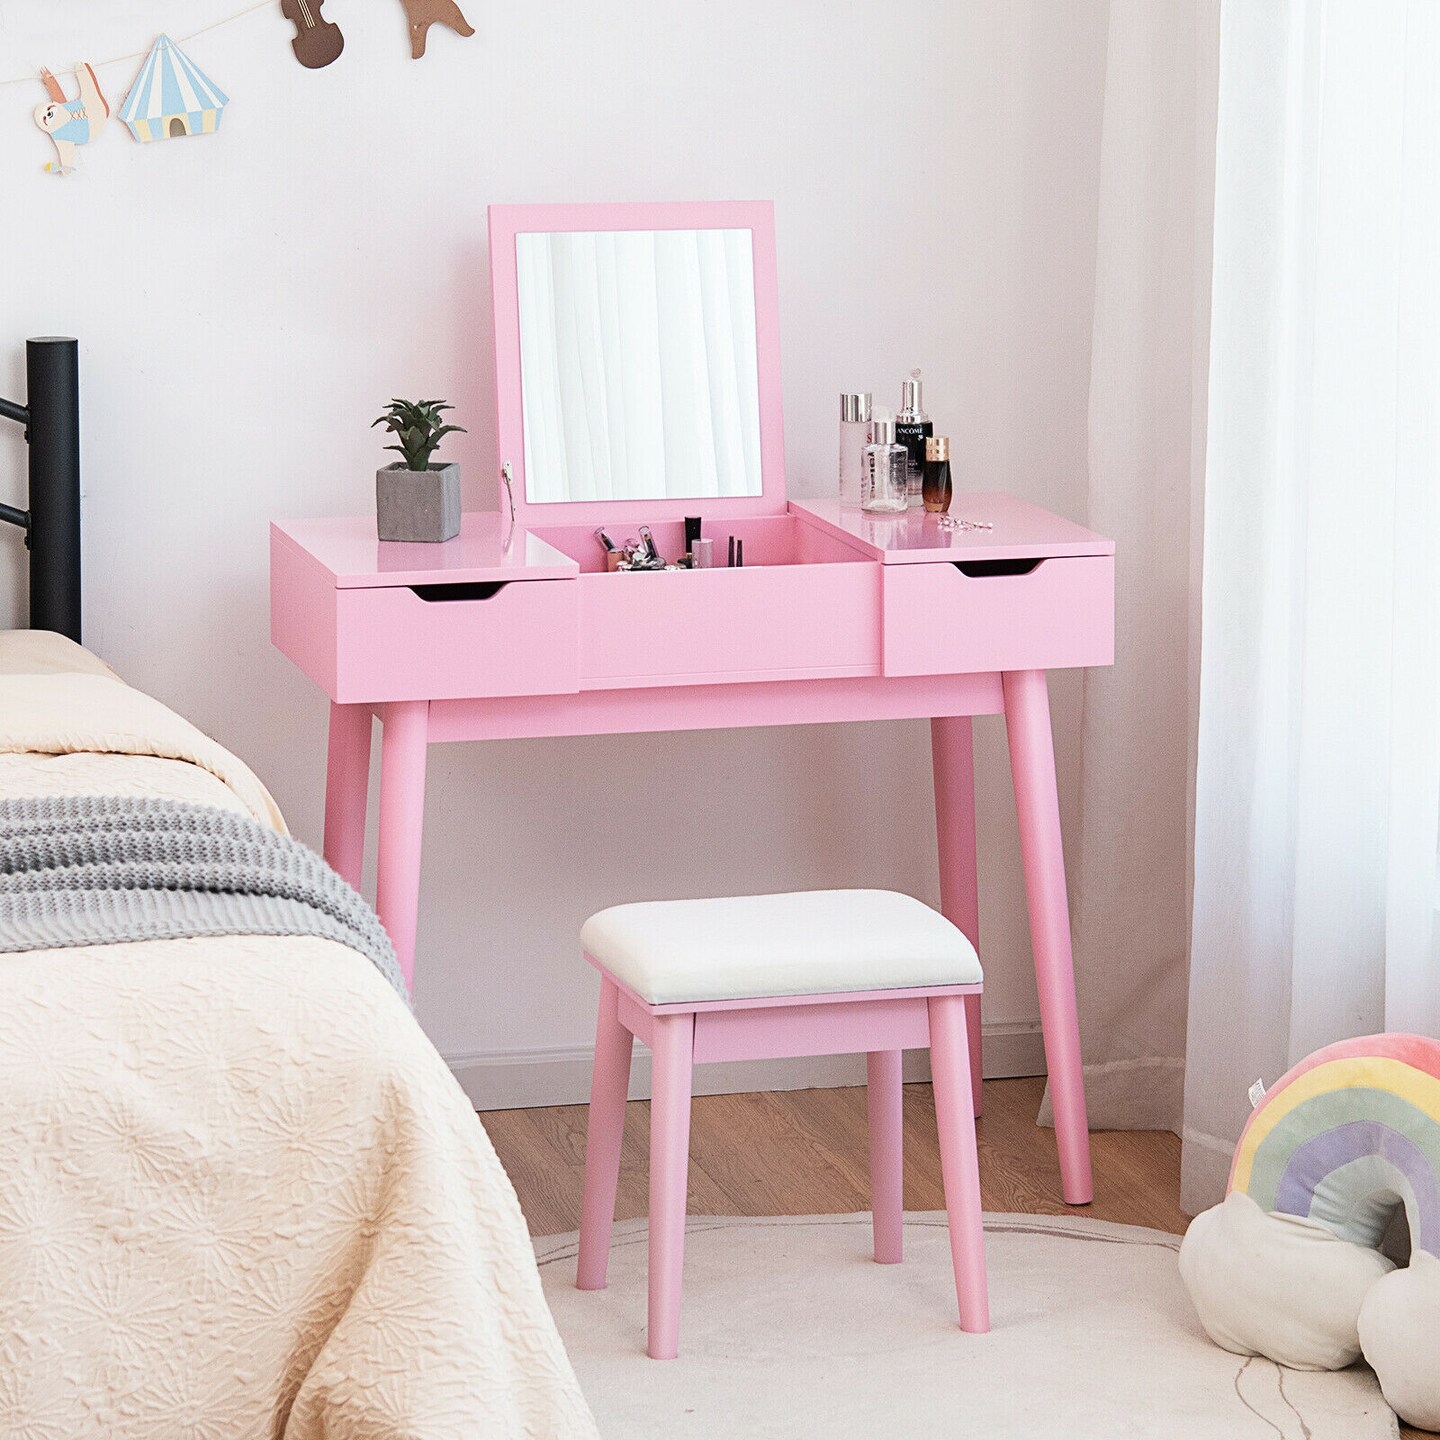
(448, 1021, 1046, 1111)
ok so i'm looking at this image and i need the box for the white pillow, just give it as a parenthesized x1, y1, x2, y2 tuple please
(1179, 1191, 1395, 1370)
(1357, 1248, 1440, 1430)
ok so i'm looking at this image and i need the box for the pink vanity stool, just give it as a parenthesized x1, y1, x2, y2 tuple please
(575, 889, 988, 1360)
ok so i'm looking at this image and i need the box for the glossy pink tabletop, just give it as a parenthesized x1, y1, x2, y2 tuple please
(789, 494, 1114, 564)
(271, 513, 579, 588)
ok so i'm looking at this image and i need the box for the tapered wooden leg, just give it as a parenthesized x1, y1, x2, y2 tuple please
(932, 715, 984, 1116)
(929, 994, 990, 1332)
(324, 701, 372, 890)
(577, 977, 634, 1291)
(867, 1050, 905, 1263)
(375, 700, 429, 992)
(1002, 669, 1092, 1205)
(647, 1014, 695, 1360)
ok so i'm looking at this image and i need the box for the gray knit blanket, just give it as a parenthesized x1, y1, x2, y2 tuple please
(0, 796, 406, 1001)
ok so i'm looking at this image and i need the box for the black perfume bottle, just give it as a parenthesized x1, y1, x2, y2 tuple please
(895, 369, 933, 508)
(923, 435, 952, 514)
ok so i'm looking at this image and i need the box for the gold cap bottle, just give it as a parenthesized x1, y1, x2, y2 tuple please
(922, 435, 953, 514)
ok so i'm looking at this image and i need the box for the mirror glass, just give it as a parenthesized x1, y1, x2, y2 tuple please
(516, 228, 764, 505)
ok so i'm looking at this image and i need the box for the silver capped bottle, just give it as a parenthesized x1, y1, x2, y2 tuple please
(838, 392, 872, 509)
(861, 407, 908, 513)
(895, 369, 933, 508)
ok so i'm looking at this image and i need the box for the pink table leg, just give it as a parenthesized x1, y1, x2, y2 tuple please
(867, 1049, 904, 1263)
(375, 700, 429, 992)
(1002, 669, 1092, 1205)
(932, 715, 983, 1116)
(647, 1013, 695, 1360)
(928, 993, 989, 1332)
(577, 976, 634, 1291)
(324, 701, 372, 890)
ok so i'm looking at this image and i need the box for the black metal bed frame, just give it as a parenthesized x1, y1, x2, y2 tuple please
(0, 337, 82, 642)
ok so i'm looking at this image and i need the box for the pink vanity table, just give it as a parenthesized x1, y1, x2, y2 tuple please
(269, 201, 1114, 1204)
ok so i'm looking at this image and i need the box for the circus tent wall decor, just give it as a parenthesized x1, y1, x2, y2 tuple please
(119, 35, 228, 144)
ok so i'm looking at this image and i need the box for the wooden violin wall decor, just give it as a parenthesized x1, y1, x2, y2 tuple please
(399, 0, 475, 58)
(280, 0, 345, 69)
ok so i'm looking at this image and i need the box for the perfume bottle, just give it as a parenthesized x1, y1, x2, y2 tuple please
(895, 369, 933, 508)
(838, 392, 872, 508)
(923, 435, 953, 514)
(861, 408, 908, 513)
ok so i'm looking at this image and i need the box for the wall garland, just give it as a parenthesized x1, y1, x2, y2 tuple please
(7, 0, 475, 174)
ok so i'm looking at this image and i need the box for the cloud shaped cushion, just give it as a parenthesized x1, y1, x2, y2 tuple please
(1356, 1248, 1440, 1430)
(1179, 1191, 1394, 1370)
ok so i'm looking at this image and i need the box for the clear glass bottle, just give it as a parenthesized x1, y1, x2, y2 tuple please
(838, 392, 872, 508)
(861, 408, 908, 513)
(895, 369, 933, 508)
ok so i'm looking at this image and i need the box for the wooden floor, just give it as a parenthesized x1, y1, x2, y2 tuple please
(480, 1075, 1189, 1240)
(483, 1076, 1426, 1438)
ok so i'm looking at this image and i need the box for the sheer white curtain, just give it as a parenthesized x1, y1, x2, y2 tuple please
(1051, 0, 1216, 1131)
(1180, 0, 1440, 1212)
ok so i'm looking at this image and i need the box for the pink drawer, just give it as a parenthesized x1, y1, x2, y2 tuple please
(882, 556, 1114, 677)
(333, 579, 579, 702)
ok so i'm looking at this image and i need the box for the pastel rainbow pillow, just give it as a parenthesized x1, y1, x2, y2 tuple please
(1181, 1033, 1440, 1430)
(1230, 1032, 1440, 1253)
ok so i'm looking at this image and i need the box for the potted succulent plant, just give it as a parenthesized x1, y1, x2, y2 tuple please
(373, 398, 466, 542)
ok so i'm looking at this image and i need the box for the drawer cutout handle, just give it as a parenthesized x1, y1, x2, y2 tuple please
(410, 581, 508, 602)
(953, 558, 1043, 578)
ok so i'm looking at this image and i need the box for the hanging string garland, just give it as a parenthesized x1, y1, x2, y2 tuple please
(29, 33, 229, 174)
(9, 1, 475, 174)
(1, 0, 473, 86)
(0, 2, 273, 91)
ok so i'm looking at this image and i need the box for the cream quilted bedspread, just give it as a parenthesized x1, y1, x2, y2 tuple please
(0, 634, 598, 1440)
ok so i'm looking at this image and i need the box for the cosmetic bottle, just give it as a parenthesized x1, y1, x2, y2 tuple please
(861, 408, 908, 513)
(838, 392, 872, 509)
(923, 435, 953, 514)
(895, 369, 933, 508)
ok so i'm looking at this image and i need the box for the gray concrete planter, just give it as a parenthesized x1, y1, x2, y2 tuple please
(376, 462, 461, 543)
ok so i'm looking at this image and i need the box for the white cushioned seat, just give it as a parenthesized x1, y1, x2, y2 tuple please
(581, 889, 981, 1005)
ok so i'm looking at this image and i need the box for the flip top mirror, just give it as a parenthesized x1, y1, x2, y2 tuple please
(489, 201, 787, 528)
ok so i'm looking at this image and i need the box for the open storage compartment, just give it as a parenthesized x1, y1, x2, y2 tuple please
(529, 513, 880, 687)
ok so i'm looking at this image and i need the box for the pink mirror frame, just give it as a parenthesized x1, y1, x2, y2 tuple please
(488, 200, 788, 530)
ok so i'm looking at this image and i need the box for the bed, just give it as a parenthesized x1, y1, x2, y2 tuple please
(0, 630, 597, 1438)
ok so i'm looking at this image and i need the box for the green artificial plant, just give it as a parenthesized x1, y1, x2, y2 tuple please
(372, 398, 467, 471)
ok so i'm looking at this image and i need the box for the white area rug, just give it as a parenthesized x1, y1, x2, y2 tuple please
(537, 1213, 1397, 1439)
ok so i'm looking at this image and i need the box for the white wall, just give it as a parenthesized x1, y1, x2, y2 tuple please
(1, 1, 1109, 1103)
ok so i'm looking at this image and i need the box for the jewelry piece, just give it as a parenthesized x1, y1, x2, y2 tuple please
(938, 515, 993, 533)
(500, 461, 517, 548)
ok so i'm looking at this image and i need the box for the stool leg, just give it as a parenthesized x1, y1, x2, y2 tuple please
(577, 976, 634, 1291)
(647, 1013, 695, 1360)
(867, 1050, 904, 1264)
(928, 994, 990, 1333)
